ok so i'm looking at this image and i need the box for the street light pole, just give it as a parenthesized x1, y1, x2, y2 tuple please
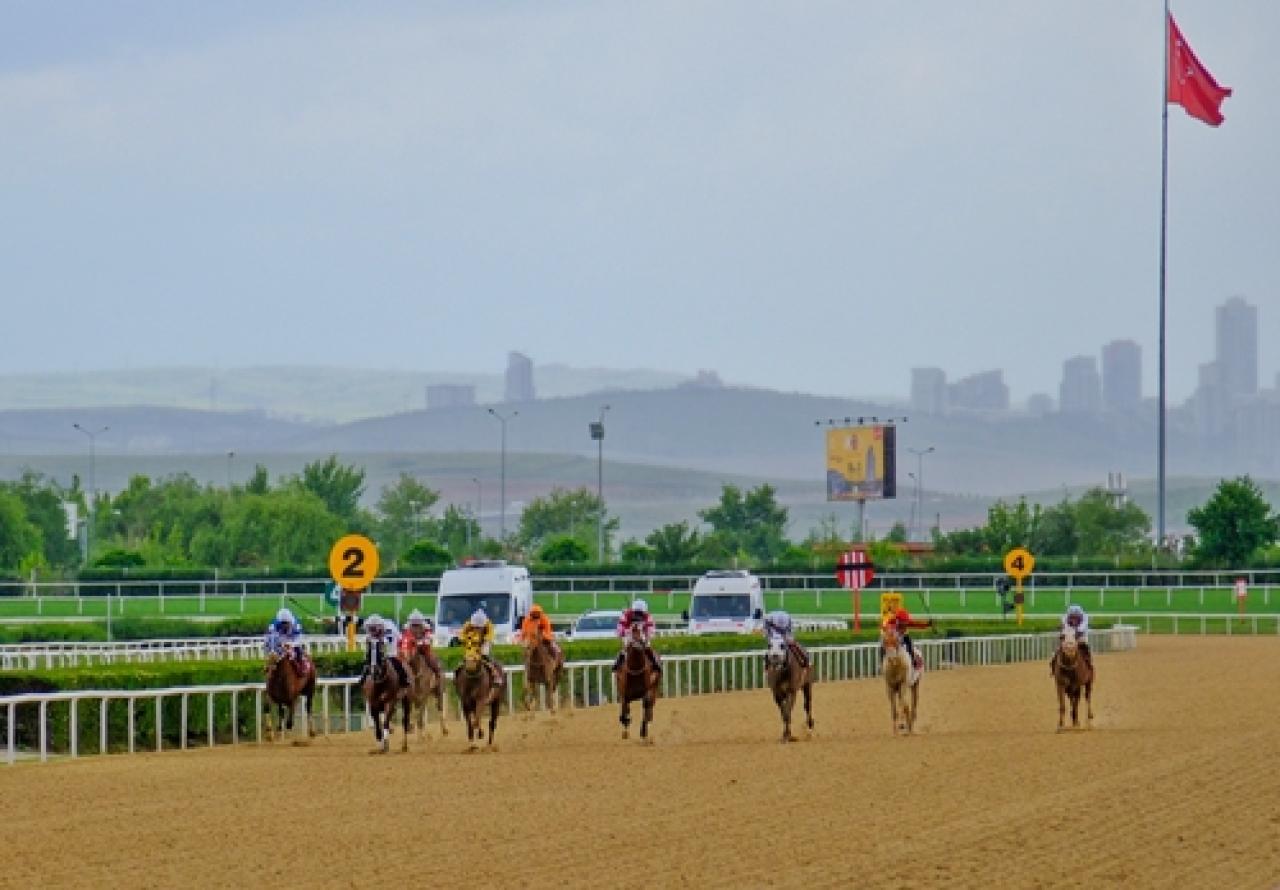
(471, 476, 483, 543)
(73, 423, 109, 564)
(589, 405, 610, 563)
(226, 451, 235, 490)
(487, 408, 517, 543)
(906, 446, 935, 542)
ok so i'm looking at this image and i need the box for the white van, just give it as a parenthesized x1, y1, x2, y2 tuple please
(434, 560, 533, 646)
(682, 570, 765, 635)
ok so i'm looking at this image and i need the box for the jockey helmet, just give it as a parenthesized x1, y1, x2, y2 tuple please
(631, 599, 648, 614)
(276, 608, 295, 626)
(406, 609, 426, 626)
(469, 608, 487, 627)
(1067, 604, 1084, 616)
(530, 604, 544, 617)
(895, 608, 910, 623)
(365, 614, 384, 633)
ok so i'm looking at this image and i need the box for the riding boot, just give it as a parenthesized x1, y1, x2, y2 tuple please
(391, 658, 410, 687)
(1081, 642, 1093, 673)
(612, 652, 624, 673)
(648, 649, 663, 677)
(904, 636, 922, 670)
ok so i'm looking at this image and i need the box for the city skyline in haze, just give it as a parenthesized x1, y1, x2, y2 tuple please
(2, 2, 1277, 403)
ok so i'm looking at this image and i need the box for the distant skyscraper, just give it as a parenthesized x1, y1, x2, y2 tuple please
(1101, 340, 1142, 412)
(1059, 355, 1102, 415)
(947, 370, 1008, 411)
(1026, 393, 1055, 416)
(910, 368, 947, 415)
(1215, 296, 1258, 398)
(426, 383, 476, 410)
(504, 352, 535, 402)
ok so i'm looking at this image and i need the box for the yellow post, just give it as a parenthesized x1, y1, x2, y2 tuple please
(345, 616, 357, 652)
(1015, 579, 1024, 627)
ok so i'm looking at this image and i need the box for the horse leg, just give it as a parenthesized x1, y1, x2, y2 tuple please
(1071, 688, 1081, 728)
(907, 683, 918, 735)
(1085, 681, 1094, 728)
(888, 686, 899, 735)
(400, 698, 411, 752)
(304, 689, 316, 738)
(619, 696, 631, 740)
(640, 689, 654, 743)
(802, 678, 814, 733)
(372, 705, 387, 753)
(435, 687, 449, 737)
(487, 699, 499, 748)
(1056, 683, 1067, 732)
(778, 690, 793, 744)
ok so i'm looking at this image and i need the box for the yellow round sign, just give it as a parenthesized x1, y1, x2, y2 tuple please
(328, 534, 380, 589)
(1003, 547, 1035, 580)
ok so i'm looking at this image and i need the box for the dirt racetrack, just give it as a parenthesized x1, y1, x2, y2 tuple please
(3, 636, 1279, 890)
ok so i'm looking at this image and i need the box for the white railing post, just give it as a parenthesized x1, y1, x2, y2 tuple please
(70, 699, 78, 758)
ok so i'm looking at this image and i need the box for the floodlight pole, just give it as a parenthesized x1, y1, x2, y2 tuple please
(590, 405, 610, 563)
(487, 408, 517, 543)
(73, 423, 108, 564)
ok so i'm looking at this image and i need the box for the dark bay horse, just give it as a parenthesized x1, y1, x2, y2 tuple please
(454, 641, 503, 751)
(615, 623, 659, 742)
(402, 642, 448, 741)
(1054, 627, 1095, 732)
(765, 637, 813, 743)
(522, 627, 565, 715)
(362, 640, 413, 753)
(265, 645, 316, 742)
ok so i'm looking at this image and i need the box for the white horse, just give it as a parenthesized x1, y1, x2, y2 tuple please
(881, 626, 923, 735)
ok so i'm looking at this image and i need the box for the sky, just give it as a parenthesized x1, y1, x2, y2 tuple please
(2, 0, 1277, 404)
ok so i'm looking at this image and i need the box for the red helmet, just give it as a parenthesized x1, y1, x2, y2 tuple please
(895, 608, 910, 622)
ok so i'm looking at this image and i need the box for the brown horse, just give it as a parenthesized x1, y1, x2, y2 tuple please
(362, 640, 414, 753)
(522, 628, 565, 714)
(1054, 627, 1095, 732)
(454, 641, 503, 751)
(764, 636, 813, 743)
(403, 642, 448, 741)
(881, 626, 922, 736)
(615, 624, 659, 742)
(265, 645, 316, 742)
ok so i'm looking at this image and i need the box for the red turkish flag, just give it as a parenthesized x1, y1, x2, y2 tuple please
(1167, 14, 1232, 127)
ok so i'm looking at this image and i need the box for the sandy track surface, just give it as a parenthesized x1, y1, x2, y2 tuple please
(4, 636, 1279, 890)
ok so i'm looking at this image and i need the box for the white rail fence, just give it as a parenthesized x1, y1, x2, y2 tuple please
(2, 628, 1137, 765)
(0, 636, 349, 672)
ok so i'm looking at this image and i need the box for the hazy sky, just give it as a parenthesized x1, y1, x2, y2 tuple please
(3, 1, 1276, 404)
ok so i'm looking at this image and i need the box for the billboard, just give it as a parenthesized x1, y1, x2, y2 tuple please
(826, 425, 897, 501)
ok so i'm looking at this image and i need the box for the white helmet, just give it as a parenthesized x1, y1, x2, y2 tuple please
(1067, 604, 1084, 616)
(407, 609, 426, 625)
(276, 608, 295, 625)
(631, 599, 648, 614)
(469, 608, 487, 627)
(365, 614, 384, 632)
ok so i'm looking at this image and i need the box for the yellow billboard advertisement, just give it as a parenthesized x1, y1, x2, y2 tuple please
(826, 425, 897, 501)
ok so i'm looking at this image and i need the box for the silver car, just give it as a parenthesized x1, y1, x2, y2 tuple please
(567, 610, 622, 641)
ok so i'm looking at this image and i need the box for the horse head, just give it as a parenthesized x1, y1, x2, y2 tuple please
(462, 640, 483, 674)
(1059, 627, 1080, 663)
(366, 640, 387, 680)
(881, 626, 902, 652)
(765, 637, 788, 670)
(628, 622, 648, 649)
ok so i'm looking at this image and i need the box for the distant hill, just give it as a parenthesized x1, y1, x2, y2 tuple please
(0, 364, 690, 423)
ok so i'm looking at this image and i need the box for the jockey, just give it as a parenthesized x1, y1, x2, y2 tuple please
(401, 608, 443, 684)
(612, 599, 661, 676)
(763, 609, 808, 668)
(1053, 603, 1093, 674)
(461, 608, 504, 687)
(264, 608, 305, 664)
(882, 606, 931, 671)
(363, 614, 410, 686)
(520, 604, 561, 660)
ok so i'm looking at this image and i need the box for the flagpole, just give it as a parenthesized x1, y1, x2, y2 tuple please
(1157, 0, 1170, 550)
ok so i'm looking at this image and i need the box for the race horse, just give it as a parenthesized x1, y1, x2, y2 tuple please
(401, 640, 448, 741)
(764, 636, 814, 743)
(265, 643, 316, 741)
(1053, 625, 1095, 732)
(880, 625, 922, 736)
(615, 622, 660, 742)
(362, 640, 414, 753)
(522, 625, 565, 714)
(454, 638, 503, 751)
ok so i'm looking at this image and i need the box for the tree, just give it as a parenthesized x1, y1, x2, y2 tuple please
(1187, 477, 1280, 567)
(644, 521, 702, 565)
(0, 491, 43, 571)
(884, 521, 908, 543)
(619, 540, 655, 566)
(436, 504, 481, 557)
(374, 474, 440, 559)
(538, 535, 591, 565)
(3, 472, 80, 568)
(517, 488, 617, 559)
(296, 456, 366, 522)
(698, 484, 789, 560)
(400, 539, 453, 567)
(1070, 489, 1150, 555)
(245, 464, 271, 496)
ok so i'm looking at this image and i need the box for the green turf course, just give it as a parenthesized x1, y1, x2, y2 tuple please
(1, 584, 1276, 627)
